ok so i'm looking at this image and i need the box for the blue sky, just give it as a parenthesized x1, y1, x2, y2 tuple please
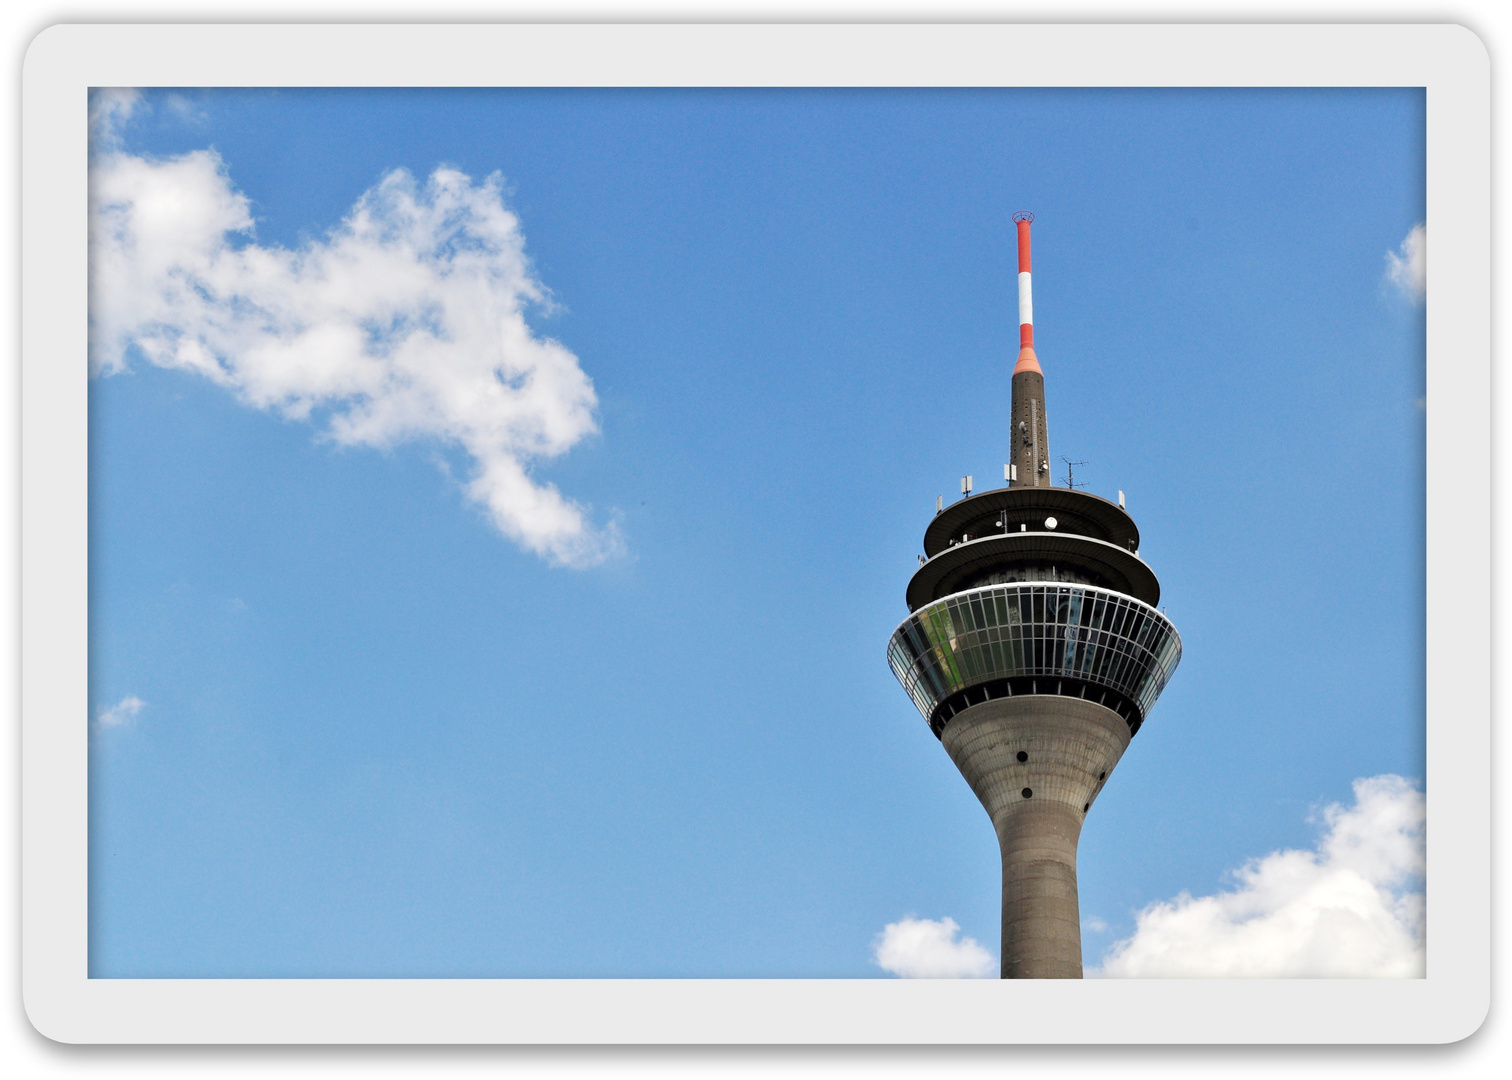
(88, 87, 1425, 978)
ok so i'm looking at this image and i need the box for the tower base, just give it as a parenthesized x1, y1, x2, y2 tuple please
(940, 694, 1133, 978)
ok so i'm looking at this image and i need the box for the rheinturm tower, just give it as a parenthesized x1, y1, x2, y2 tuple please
(886, 213, 1182, 979)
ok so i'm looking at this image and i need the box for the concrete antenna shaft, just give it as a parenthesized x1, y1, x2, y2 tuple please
(1012, 211, 1040, 375)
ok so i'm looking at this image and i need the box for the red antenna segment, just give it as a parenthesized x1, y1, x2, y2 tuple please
(1012, 211, 1040, 375)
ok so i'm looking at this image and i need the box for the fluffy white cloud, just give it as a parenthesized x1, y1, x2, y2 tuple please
(873, 916, 995, 979)
(1094, 775, 1425, 978)
(89, 95, 617, 567)
(88, 87, 141, 149)
(97, 695, 146, 728)
(1385, 223, 1426, 303)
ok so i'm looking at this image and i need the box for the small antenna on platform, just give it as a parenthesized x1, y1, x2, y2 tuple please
(1118, 489, 1126, 509)
(961, 475, 973, 496)
(936, 495, 943, 515)
(1061, 457, 1088, 490)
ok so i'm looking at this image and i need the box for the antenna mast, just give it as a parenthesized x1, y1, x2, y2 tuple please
(1008, 211, 1050, 487)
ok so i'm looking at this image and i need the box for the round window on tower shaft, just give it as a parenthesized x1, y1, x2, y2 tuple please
(1016, 751, 1028, 762)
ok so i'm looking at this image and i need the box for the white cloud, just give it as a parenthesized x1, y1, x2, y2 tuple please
(88, 88, 140, 150)
(163, 93, 209, 127)
(97, 695, 146, 728)
(88, 94, 618, 568)
(873, 916, 995, 979)
(1094, 775, 1425, 978)
(1385, 223, 1426, 303)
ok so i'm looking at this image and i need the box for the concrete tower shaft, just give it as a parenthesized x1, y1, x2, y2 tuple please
(942, 696, 1132, 978)
(887, 212, 1180, 979)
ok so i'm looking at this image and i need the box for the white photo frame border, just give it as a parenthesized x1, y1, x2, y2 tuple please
(20, 22, 1488, 1043)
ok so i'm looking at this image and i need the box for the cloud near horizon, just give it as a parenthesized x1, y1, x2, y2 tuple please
(873, 916, 995, 978)
(1092, 774, 1425, 978)
(1385, 223, 1425, 303)
(97, 695, 146, 728)
(88, 90, 618, 568)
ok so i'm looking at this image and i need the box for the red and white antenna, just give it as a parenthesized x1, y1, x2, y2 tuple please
(1013, 211, 1040, 375)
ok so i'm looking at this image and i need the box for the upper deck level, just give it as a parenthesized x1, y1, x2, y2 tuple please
(923, 486, 1139, 557)
(908, 486, 1160, 612)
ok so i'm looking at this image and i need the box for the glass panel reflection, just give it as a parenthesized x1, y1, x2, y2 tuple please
(888, 582, 1182, 732)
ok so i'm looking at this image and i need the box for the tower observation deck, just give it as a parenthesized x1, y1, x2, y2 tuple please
(886, 213, 1182, 979)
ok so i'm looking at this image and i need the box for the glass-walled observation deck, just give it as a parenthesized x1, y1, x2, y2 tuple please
(887, 582, 1182, 738)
